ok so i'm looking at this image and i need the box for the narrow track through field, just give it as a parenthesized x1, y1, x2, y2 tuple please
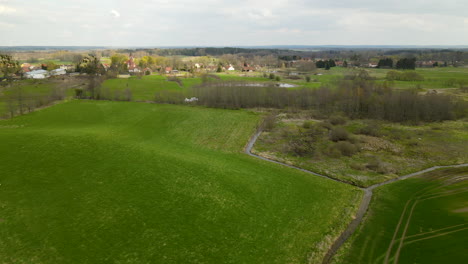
(245, 129, 468, 264)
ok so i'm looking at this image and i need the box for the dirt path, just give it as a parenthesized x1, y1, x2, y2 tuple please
(245, 129, 468, 264)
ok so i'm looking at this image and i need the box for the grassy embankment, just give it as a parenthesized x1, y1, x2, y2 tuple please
(253, 116, 468, 187)
(332, 166, 468, 264)
(0, 100, 359, 263)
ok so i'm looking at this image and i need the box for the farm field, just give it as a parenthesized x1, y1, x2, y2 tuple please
(253, 116, 468, 187)
(0, 100, 359, 263)
(312, 67, 468, 90)
(332, 166, 468, 264)
(101, 75, 186, 101)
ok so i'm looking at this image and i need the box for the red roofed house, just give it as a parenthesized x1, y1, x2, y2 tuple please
(242, 63, 255, 72)
(126, 56, 140, 73)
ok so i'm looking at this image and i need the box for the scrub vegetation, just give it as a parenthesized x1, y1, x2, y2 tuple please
(254, 114, 468, 187)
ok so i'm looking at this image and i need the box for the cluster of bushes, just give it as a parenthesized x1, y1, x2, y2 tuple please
(75, 86, 133, 101)
(262, 73, 281, 81)
(167, 76, 183, 86)
(316, 59, 336, 70)
(273, 116, 399, 174)
(386, 70, 424, 81)
(276, 115, 360, 159)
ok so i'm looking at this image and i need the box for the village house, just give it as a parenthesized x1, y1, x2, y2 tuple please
(50, 68, 67, 76)
(242, 63, 255, 72)
(126, 56, 141, 73)
(60, 65, 74, 71)
(25, 69, 49, 79)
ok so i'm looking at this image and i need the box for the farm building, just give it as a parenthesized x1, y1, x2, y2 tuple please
(25, 69, 49, 79)
(50, 68, 67, 76)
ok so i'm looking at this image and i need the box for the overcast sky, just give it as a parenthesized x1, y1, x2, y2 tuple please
(0, 0, 467, 46)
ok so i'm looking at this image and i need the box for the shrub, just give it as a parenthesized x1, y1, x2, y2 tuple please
(334, 141, 358, 156)
(289, 140, 314, 156)
(262, 114, 276, 131)
(365, 156, 395, 174)
(386, 70, 424, 81)
(350, 162, 366, 171)
(330, 126, 349, 142)
(365, 156, 381, 171)
(269, 73, 275, 80)
(357, 121, 381, 137)
(302, 121, 314, 129)
(275, 76, 281, 81)
(319, 121, 333, 131)
(327, 146, 342, 158)
(167, 76, 183, 86)
(74, 88, 84, 98)
(306, 76, 311, 82)
(329, 115, 347, 126)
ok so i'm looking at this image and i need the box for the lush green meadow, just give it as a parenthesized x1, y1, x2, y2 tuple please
(312, 67, 468, 90)
(0, 100, 359, 263)
(333, 166, 468, 264)
(101, 75, 186, 101)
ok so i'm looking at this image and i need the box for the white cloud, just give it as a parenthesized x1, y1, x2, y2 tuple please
(0, 4, 16, 14)
(110, 9, 120, 18)
(0, 0, 467, 46)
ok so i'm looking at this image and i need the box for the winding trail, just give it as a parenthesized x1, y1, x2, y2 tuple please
(245, 130, 468, 264)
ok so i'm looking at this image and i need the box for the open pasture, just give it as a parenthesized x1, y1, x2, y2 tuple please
(0, 100, 358, 263)
(333, 166, 468, 264)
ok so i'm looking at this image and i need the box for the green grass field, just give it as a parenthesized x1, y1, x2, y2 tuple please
(332, 166, 468, 264)
(0, 100, 359, 263)
(101, 75, 186, 101)
(312, 67, 468, 90)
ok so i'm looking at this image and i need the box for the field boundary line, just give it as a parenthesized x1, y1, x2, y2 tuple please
(403, 227, 468, 246)
(244, 128, 468, 264)
(403, 223, 468, 240)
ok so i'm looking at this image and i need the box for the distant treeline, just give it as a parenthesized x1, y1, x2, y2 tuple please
(117, 47, 300, 57)
(190, 78, 466, 122)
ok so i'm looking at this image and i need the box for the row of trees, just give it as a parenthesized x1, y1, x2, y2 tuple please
(1, 84, 66, 118)
(189, 76, 465, 122)
(395, 58, 416, 70)
(316, 59, 336, 69)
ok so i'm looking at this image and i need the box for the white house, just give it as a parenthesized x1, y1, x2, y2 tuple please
(50, 68, 67, 76)
(184, 97, 199, 103)
(25, 69, 49, 79)
(228, 64, 235, 71)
